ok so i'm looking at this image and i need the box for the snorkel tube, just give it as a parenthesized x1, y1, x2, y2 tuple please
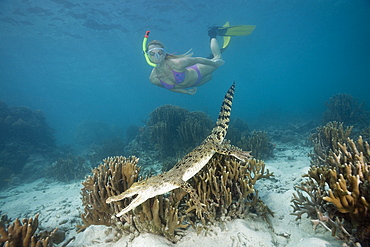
(142, 31, 157, 67)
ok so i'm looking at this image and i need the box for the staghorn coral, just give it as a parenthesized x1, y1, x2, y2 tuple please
(0, 214, 55, 247)
(360, 126, 370, 143)
(321, 137, 370, 225)
(78, 155, 189, 242)
(77, 156, 141, 232)
(292, 124, 370, 246)
(79, 153, 273, 243)
(126, 192, 189, 242)
(188, 153, 274, 226)
(309, 121, 352, 167)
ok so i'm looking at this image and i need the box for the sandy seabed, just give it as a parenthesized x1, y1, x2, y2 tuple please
(0, 143, 343, 247)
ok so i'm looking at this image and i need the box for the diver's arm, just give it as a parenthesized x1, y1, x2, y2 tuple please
(149, 70, 162, 87)
(174, 57, 223, 70)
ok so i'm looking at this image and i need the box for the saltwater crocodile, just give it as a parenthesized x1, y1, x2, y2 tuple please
(106, 82, 251, 217)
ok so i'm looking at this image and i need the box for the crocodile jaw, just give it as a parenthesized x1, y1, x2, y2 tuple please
(113, 180, 180, 217)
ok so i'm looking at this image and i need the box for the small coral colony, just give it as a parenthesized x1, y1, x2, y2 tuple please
(1, 91, 370, 246)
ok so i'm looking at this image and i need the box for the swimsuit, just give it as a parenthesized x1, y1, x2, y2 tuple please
(159, 64, 202, 89)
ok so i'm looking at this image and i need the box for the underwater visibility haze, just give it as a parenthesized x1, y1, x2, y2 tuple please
(1, 0, 369, 145)
(2, 1, 370, 246)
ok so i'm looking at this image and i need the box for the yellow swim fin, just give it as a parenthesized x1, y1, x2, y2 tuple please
(207, 21, 256, 57)
(222, 22, 231, 50)
(218, 24, 256, 36)
(208, 21, 256, 38)
(211, 21, 256, 50)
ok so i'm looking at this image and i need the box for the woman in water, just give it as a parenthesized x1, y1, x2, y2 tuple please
(146, 37, 225, 95)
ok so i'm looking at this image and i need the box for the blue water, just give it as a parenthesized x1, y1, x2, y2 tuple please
(1, 0, 369, 145)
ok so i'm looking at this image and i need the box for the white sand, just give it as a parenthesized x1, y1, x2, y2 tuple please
(0, 143, 343, 246)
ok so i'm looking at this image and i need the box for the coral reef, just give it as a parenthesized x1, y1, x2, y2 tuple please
(83, 138, 127, 166)
(125, 125, 141, 143)
(0, 211, 11, 228)
(75, 120, 124, 148)
(45, 155, 91, 182)
(0, 214, 56, 247)
(268, 121, 317, 145)
(224, 118, 275, 160)
(224, 117, 250, 145)
(224, 118, 274, 160)
(360, 126, 370, 143)
(131, 105, 213, 159)
(236, 131, 274, 160)
(77, 156, 141, 232)
(291, 122, 370, 246)
(78, 153, 273, 242)
(78, 155, 189, 242)
(308, 121, 352, 167)
(0, 100, 56, 176)
(188, 153, 274, 226)
(323, 93, 370, 127)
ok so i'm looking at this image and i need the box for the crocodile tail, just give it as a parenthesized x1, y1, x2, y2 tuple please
(207, 82, 235, 144)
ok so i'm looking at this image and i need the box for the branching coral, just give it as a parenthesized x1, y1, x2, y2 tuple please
(225, 119, 274, 160)
(133, 105, 213, 160)
(79, 153, 273, 243)
(177, 111, 214, 151)
(0, 214, 55, 247)
(291, 179, 326, 220)
(236, 131, 274, 160)
(360, 126, 370, 143)
(78, 155, 191, 242)
(323, 93, 370, 127)
(77, 156, 140, 232)
(128, 192, 189, 242)
(292, 122, 370, 246)
(321, 138, 370, 222)
(0, 211, 11, 228)
(188, 153, 274, 226)
(225, 118, 249, 145)
(309, 121, 352, 167)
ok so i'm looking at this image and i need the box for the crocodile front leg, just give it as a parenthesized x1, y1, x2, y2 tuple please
(180, 181, 207, 224)
(216, 143, 252, 162)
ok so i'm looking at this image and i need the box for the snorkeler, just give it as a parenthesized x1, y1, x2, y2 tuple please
(143, 22, 256, 95)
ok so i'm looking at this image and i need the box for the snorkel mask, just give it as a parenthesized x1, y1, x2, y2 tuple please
(147, 47, 166, 64)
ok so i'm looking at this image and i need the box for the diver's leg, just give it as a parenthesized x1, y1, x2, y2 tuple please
(195, 73, 212, 87)
(210, 38, 222, 59)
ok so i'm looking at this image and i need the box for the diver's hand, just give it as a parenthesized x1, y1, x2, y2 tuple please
(187, 87, 197, 95)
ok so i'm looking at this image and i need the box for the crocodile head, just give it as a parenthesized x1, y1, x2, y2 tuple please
(106, 176, 179, 217)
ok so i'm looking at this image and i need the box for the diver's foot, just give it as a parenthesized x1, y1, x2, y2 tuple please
(208, 26, 218, 38)
(212, 58, 225, 67)
(187, 88, 197, 95)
